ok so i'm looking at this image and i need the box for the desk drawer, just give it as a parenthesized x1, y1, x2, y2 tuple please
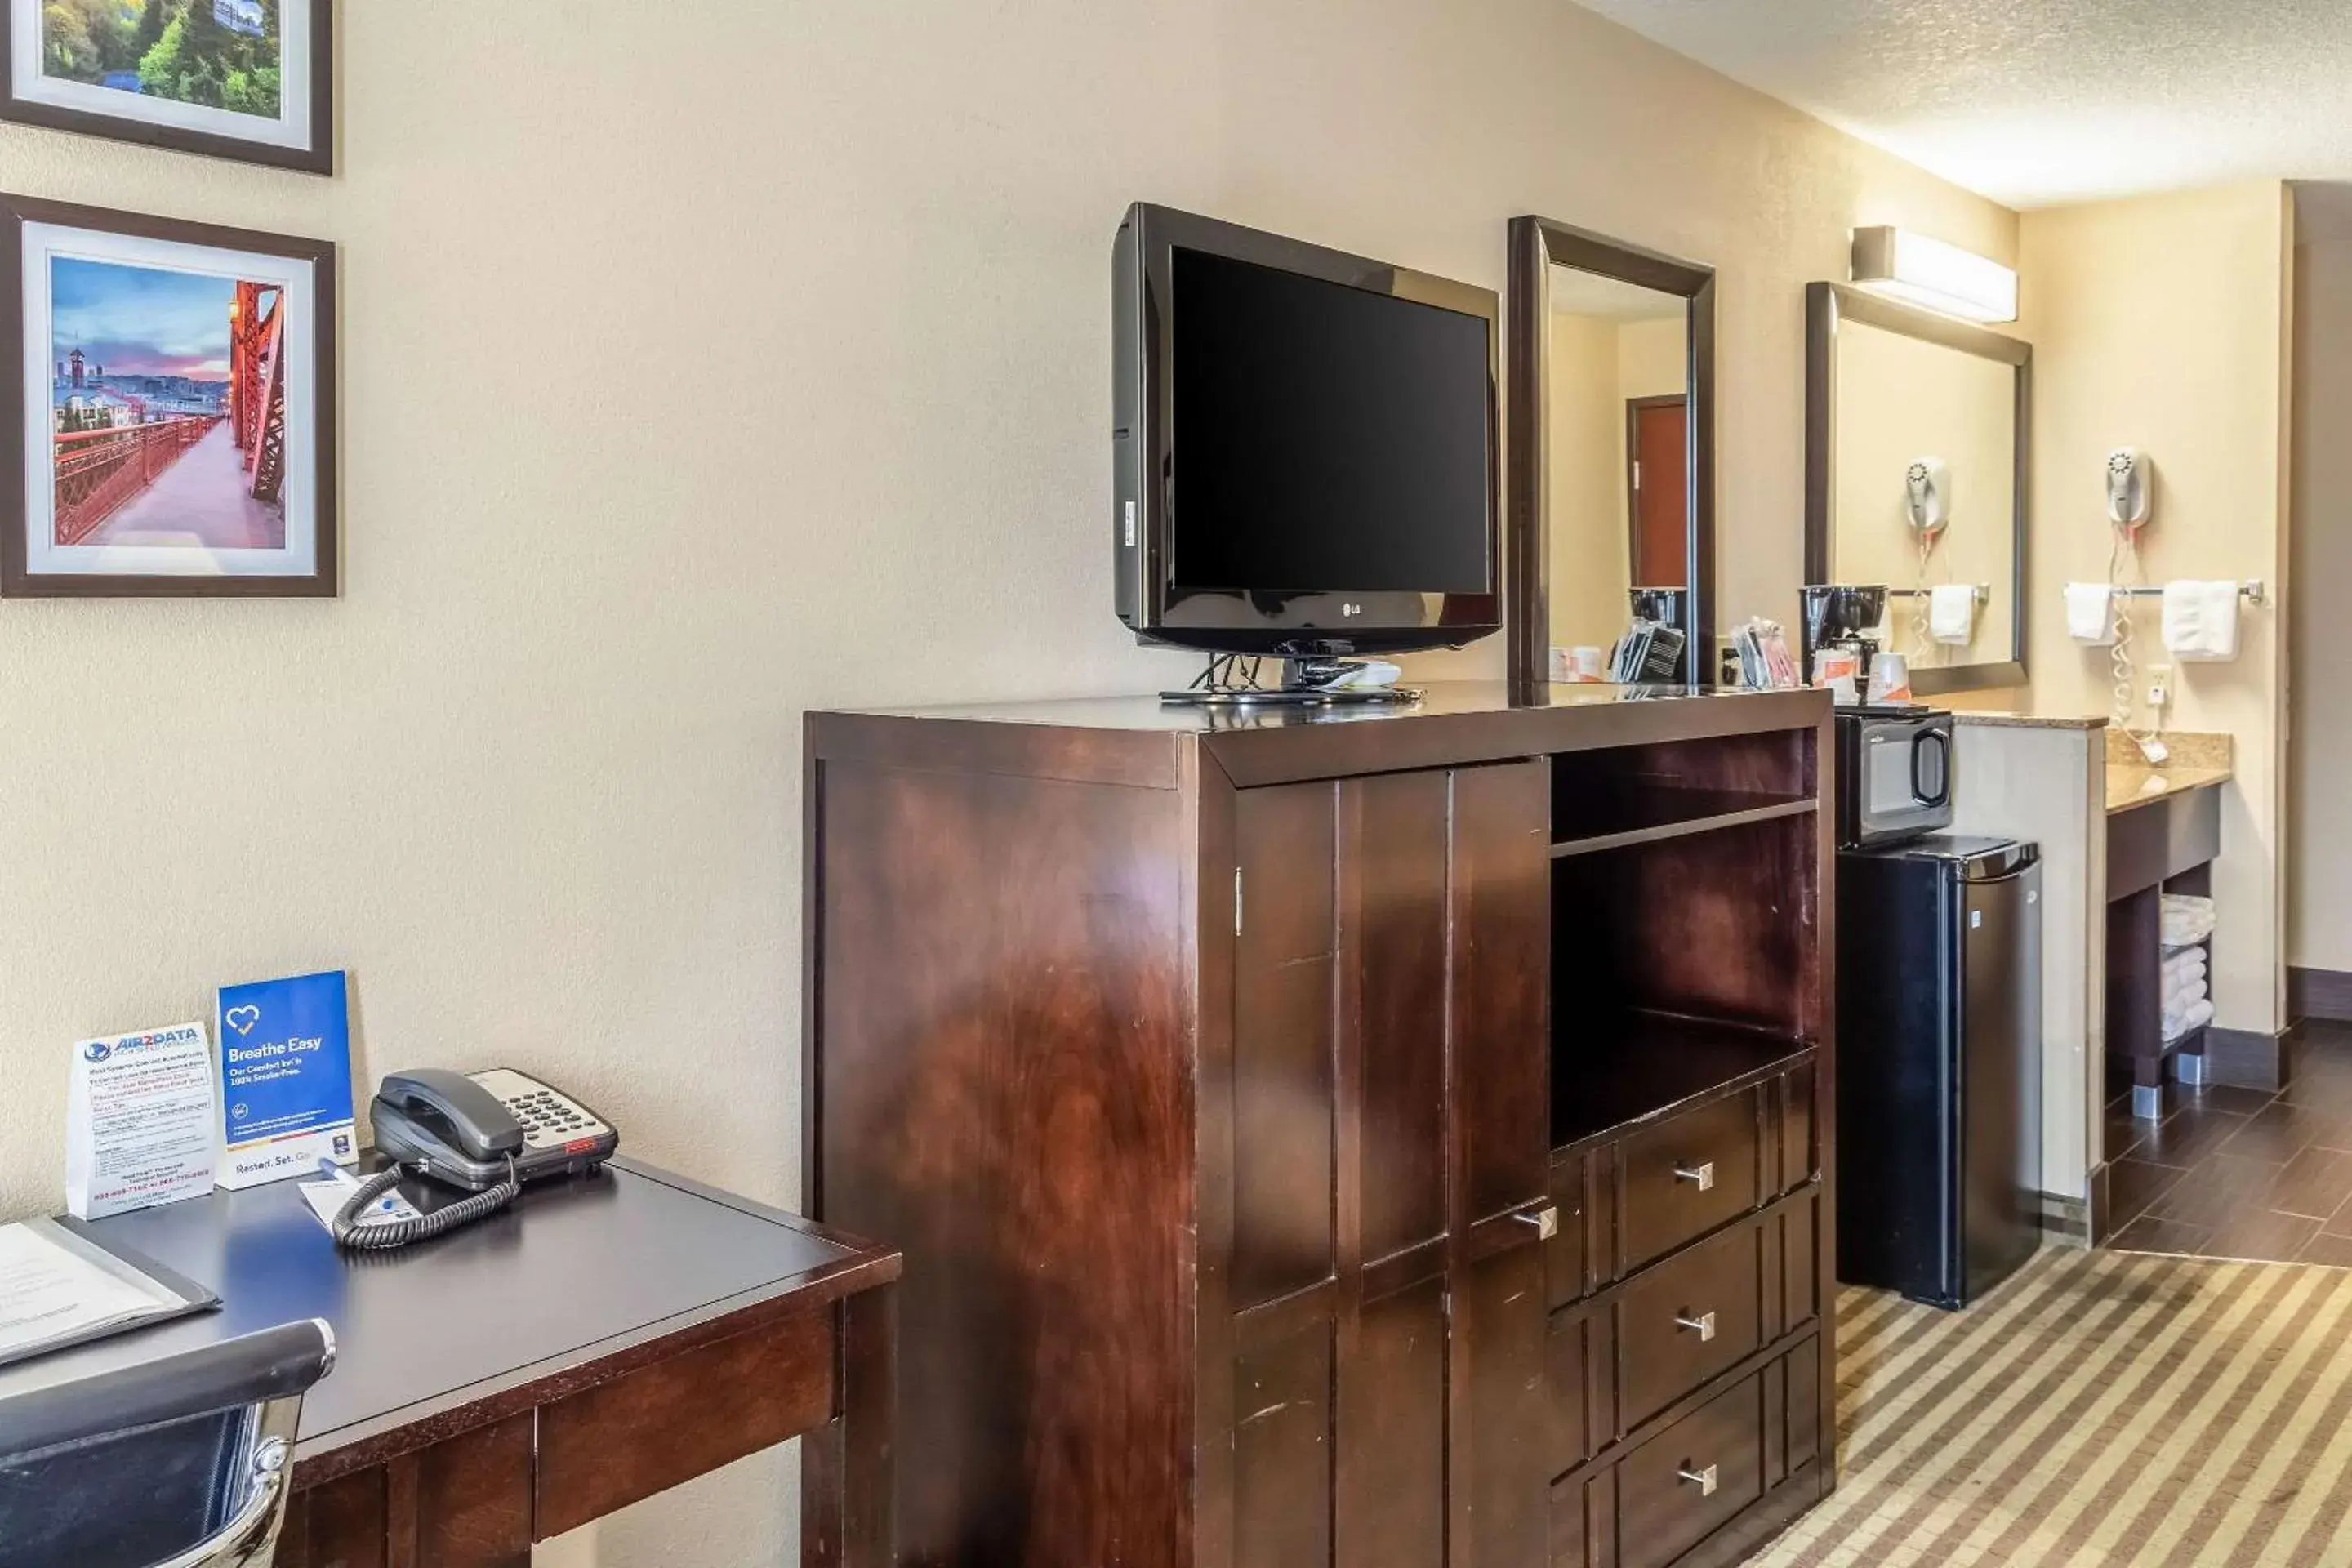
(536, 1301, 835, 1538)
(1621, 1097, 1760, 1272)
(1616, 1225, 1762, 1431)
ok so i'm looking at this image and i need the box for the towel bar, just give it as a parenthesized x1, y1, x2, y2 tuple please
(1886, 584, 1989, 603)
(2103, 580, 2267, 606)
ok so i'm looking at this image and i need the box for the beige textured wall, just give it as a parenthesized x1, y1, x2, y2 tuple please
(1829, 319, 2020, 671)
(1548, 311, 1630, 653)
(2014, 182, 2293, 1034)
(2290, 197, 2352, 973)
(0, 2, 2010, 1561)
(1618, 316, 1687, 404)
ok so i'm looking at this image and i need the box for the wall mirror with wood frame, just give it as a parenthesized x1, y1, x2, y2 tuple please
(1508, 217, 1714, 688)
(1806, 282, 2030, 694)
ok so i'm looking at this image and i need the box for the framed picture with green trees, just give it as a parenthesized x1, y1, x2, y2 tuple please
(2, 1, 331, 175)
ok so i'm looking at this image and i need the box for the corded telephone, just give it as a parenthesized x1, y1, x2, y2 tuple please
(330, 1067, 620, 1250)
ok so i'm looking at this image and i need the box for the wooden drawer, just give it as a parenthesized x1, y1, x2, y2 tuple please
(1551, 1061, 1816, 1310)
(1620, 1095, 1760, 1272)
(1561, 1363, 1768, 1568)
(537, 1306, 836, 1537)
(1548, 1330, 1824, 1568)
(1616, 1224, 1762, 1430)
(1548, 1195, 1815, 1477)
(1613, 1370, 1766, 1568)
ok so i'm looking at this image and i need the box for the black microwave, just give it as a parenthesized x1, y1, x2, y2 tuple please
(1835, 707, 1953, 848)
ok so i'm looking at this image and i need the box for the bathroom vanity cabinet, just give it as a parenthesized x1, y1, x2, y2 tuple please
(804, 683, 1835, 1568)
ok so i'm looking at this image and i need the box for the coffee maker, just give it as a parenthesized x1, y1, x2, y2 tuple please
(1800, 583, 1888, 685)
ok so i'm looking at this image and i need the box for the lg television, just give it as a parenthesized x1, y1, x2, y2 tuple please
(1111, 203, 1501, 664)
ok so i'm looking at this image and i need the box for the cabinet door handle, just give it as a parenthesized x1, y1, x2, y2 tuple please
(1675, 1310, 1718, 1343)
(1677, 1463, 1719, 1497)
(1673, 1161, 1717, 1192)
(1512, 1205, 1560, 1240)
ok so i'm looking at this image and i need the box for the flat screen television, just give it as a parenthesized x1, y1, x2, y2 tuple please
(1111, 203, 1502, 658)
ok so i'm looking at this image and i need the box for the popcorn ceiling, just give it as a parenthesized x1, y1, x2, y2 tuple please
(1575, 0, 2352, 207)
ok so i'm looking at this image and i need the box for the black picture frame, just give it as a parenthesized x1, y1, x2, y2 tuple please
(0, 192, 337, 598)
(0, 0, 332, 176)
(1805, 281, 2031, 696)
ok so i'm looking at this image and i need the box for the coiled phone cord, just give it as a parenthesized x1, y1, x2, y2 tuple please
(330, 1156, 520, 1251)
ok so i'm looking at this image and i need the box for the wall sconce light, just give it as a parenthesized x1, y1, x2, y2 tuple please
(1851, 227, 2019, 324)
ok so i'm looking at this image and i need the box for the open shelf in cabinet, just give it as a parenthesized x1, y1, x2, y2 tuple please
(1552, 1011, 1815, 1151)
(1551, 728, 1815, 858)
(1550, 791, 1815, 860)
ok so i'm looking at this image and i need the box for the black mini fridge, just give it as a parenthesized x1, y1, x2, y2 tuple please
(1838, 834, 2042, 1309)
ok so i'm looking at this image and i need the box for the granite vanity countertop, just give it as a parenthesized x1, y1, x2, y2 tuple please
(1952, 710, 2109, 730)
(2106, 761, 2234, 813)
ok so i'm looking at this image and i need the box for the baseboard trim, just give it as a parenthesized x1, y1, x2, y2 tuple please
(2292, 966, 2352, 1024)
(2038, 1189, 2092, 1247)
(2205, 1026, 2287, 1092)
(2082, 1163, 2114, 1247)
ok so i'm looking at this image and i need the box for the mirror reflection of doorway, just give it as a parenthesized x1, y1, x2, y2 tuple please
(1543, 264, 1690, 663)
(1626, 394, 1688, 590)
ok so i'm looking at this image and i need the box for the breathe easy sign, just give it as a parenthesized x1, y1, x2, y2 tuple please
(217, 969, 357, 1190)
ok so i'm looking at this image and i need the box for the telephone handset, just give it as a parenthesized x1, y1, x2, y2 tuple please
(331, 1068, 620, 1250)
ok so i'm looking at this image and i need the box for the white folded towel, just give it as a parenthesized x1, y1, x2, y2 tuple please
(2163, 996, 2216, 1044)
(2066, 583, 2118, 645)
(2161, 894, 2217, 948)
(2162, 580, 2241, 662)
(2162, 960, 2207, 996)
(1929, 584, 1978, 646)
(2163, 973, 2207, 1010)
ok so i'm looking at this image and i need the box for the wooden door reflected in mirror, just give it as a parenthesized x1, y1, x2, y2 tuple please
(1508, 218, 1714, 688)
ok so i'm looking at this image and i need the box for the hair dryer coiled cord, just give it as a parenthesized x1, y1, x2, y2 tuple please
(2106, 525, 2163, 757)
(330, 1157, 520, 1250)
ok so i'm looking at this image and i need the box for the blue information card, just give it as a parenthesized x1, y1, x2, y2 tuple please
(216, 969, 357, 1189)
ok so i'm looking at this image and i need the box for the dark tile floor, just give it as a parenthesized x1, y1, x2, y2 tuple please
(2106, 1020, 2352, 1263)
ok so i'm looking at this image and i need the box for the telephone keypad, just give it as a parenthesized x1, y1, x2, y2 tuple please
(472, 1068, 612, 1152)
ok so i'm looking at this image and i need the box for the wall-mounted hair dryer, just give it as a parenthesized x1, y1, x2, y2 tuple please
(2106, 448, 2152, 530)
(1904, 457, 1951, 536)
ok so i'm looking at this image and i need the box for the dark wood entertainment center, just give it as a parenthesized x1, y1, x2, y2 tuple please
(804, 682, 1836, 1568)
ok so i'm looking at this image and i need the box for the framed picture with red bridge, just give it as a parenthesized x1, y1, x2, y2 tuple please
(0, 194, 335, 597)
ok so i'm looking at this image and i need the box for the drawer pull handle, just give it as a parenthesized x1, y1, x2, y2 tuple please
(1673, 1161, 1717, 1192)
(1675, 1311, 1718, 1343)
(1513, 1205, 1560, 1240)
(1678, 1463, 1719, 1497)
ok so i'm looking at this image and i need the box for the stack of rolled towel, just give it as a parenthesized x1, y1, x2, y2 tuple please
(2163, 946, 2212, 1042)
(2161, 893, 2217, 949)
(2161, 893, 2217, 1043)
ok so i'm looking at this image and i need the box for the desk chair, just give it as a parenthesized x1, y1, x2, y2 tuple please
(0, 1319, 335, 1568)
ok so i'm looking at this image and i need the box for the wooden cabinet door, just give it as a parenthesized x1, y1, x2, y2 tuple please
(1223, 761, 1550, 1568)
(1448, 760, 1552, 1568)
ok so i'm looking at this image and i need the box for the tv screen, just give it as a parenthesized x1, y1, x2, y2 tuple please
(1112, 203, 1501, 657)
(1168, 247, 1493, 595)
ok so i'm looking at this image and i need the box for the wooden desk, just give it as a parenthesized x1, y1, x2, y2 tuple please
(24, 1156, 897, 1567)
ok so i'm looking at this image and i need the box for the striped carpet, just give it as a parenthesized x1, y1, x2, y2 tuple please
(1747, 1245, 2352, 1566)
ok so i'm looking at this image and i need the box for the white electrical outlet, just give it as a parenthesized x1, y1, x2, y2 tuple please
(2148, 664, 2173, 710)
